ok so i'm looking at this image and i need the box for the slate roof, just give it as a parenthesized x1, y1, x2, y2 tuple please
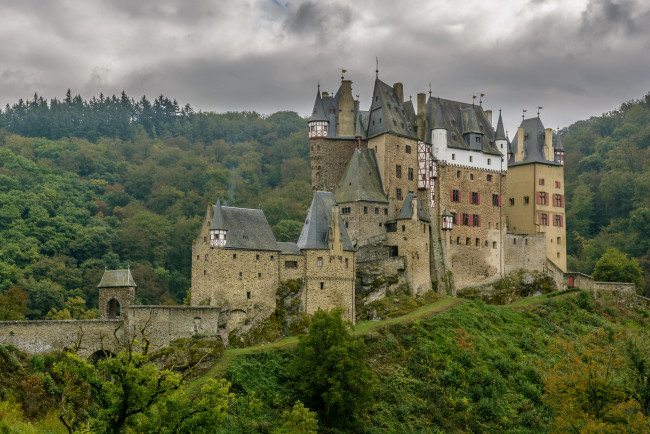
(495, 111, 506, 141)
(555, 130, 565, 151)
(210, 203, 279, 251)
(425, 97, 502, 156)
(366, 79, 418, 139)
(308, 88, 327, 122)
(396, 193, 430, 222)
(277, 242, 303, 255)
(510, 117, 561, 166)
(297, 191, 355, 252)
(97, 269, 137, 288)
(334, 148, 388, 204)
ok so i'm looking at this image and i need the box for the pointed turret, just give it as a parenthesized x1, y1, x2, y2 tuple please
(209, 199, 227, 248)
(432, 100, 445, 130)
(430, 99, 448, 160)
(308, 86, 329, 139)
(494, 110, 507, 156)
(554, 128, 565, 165)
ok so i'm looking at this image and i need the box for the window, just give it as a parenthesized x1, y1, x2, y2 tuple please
(456, 237, 460, 245)
(492, 194, 500, 207)
(239, 271, 243, 279)
(555, 181, 561, 188)
(472, 214, 480, 227)
(205, 254, 208, 261)
(452, 154, 456, 160)
(203, 270, 206, 276)
(470, 173, 474, 180)
(396, 188, 403, 200)
(493, 241, 497, 249)
(389, 246, 399, 257)
(408, 167, 414, 181)
(364, 206, 368, 214)
(247, 291, 251, 299)
(203, 236, 207, 242)
(285, 261, 298, 269)
(471, 192, 479, 204)
(469, 156, 473, 163)
(487, 158, 491, 165)
(386, 222, 397, 232)
(539, 178, 545, 185)
(317, 257, 323, 267)
(476, 238, 480, 246)
(342, 207, 351, 214)
(487, 174, 492, 182)
(374, 207, 379, 214)
(475, 137, 481, 143)
(457, 170, 461, 178)
(509, 198, 515, 206)
(256, 254, 260, 260)
(554, 194, 564, 207)
(540, 213, 548, 226)
(270, 255, 274, 261)
(405, 145, 412, 154)
(345, 258, 349, 269)
(384, 208, 388, 215)
(233, 253, 237, 259)
(402, 225, 406, 232)
(258, 272, 262, 278)
(320, 282, 324, 290)
(462, 213, 469, 225)
(554, 215, 564, 227)
(196, 255, 199, 260)
(538, 192, 547, 205)
(557, 237, 562, 244)
(396, 165, 402, 178)
(345, 221, 349, 228)
(451, 189, 460, 202)
(466, 238, 470, 245)
(524, 196, 530, 205)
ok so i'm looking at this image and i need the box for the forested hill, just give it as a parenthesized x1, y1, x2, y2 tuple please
(562, 92, 650, 294)
(0, 91, 312, 319)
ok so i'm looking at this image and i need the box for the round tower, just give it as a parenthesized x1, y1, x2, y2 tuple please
(308, 85, 329, 139)
(554, 128, 565, 165)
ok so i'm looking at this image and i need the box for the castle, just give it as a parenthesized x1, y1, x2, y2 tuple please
(190, 72, 567, 326)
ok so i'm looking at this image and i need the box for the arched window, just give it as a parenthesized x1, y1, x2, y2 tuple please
(107, 298, 121, 319)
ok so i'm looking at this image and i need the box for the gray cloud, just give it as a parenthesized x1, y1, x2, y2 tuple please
(283, 2, 352, 41)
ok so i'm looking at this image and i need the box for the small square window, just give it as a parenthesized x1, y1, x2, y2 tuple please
(256, 254, 260, 260)
(457, 170, 461, 178)
(509, 198, 515, 206)
(364, 206, 368, 214)
(258, 272, 262, 278)
(470, 173, 474, 180)
(247, 291, 251, 299)
(375, 207, 379, 214)
(469, 156, 473, 163)
(317, 257, 323, 267)
(493, 242, 497, 249)
(203, 270, 206, 276)
(452, 154, 456, 160)
(205, 254, 208, 261)
(487, 174, 492, 182)
(320, 282, 324, 290)
(239, 272, 242, 278)
(270, 255, 274, 261)
(402, 225, 406, 232)
(233, 254, 237, 259)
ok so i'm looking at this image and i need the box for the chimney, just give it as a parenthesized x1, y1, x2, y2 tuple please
(411, 195, 418, 221)
(485, 110, 492, 126)
(544, 128, 553, 161)
(393, 83, 404, 103)
(516, 126, 525, 162)
(322, 91, 329, 98)
(337, 80, 354, 136)
(417, 93, 426, 116)
(330, 205, 342, 253)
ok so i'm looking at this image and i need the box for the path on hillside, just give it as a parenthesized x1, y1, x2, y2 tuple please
(185, 296, 465, 395)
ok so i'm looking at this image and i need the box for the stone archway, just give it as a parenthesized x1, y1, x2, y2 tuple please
(88, 349, 117, 364)
(107, 298, 121, 319)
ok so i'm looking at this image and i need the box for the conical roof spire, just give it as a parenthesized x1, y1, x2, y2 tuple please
(308, 86, 327, 122)
(495, 110, 506, 140)
(210, 198, 227, 230)
(432, 99, 445, 130)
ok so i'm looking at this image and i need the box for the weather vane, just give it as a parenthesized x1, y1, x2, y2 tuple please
(375, 57, 379, 79)
(340, 68, 347, 81)
(429, 82, 432, 97)
(479, 93, 485, 106)
(522, 109, 527, 120)
(537, 106, 543, 117)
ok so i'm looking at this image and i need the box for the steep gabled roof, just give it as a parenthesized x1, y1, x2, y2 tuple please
(98, 269, 137, 288)
(277, 242, 303, 255)
(510, 117, 561, 166)
(366, 79, 417, 139)
(425, 96, 502, 155)
(210, 203, 279, 251)
(334, 148, 388, 204)
(555, 130, 565, 151)
(297, 191, 355, 251)
(396, 192, 430, 222)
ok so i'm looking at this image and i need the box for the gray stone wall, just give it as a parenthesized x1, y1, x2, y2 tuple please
(504, 233, 547, 274)
(340, 201, 388, 246)
(566, 272, 636, 294)
(311, 138, 364, 193)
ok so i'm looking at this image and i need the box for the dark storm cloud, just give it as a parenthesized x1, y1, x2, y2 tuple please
(283, 2, 352, 40)
(580, 0, 646, 37)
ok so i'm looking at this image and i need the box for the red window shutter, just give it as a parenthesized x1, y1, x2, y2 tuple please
(498, 195, 501, 207)
(536, 191, 541, 205)
(561, 195, 565, 207)
(538, 213, 542, 225)
(450, 189, 453, 201)
(468, 214, 473, 226)
(477, 193, 480, 205)
(478, 215, 481, 227)
(560, 215, 564, 227)
(552, 215, 557, 226)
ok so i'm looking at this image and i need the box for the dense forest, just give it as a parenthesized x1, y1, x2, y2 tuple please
(0, 89, 649, 320)
(562, 92, 650, 294)
(0, 91, 312, 319)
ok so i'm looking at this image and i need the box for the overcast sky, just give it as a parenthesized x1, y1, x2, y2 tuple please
(1, 0, 649, 135)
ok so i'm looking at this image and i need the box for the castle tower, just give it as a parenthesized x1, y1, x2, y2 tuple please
(506, 117, 566, 271)
(308, 86, 329, 139)
(494, 110, 508, 157)
(209, 199, 227, 248)
(430, 99, 447, 160)
(554, 129, 565, 165)
(97, 268, 136, 319)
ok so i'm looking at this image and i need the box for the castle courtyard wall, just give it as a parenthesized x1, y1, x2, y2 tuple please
(505, 233, 547, 274)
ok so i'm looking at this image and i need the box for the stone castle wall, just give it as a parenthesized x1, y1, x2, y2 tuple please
(436, 162, 506, 288)
(504, 233, 547, 274)
(310, 138, 364, 193)
(386, 216, 431, 294)
(301, 250, 356, 323)
(340, 201, 389, 246)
